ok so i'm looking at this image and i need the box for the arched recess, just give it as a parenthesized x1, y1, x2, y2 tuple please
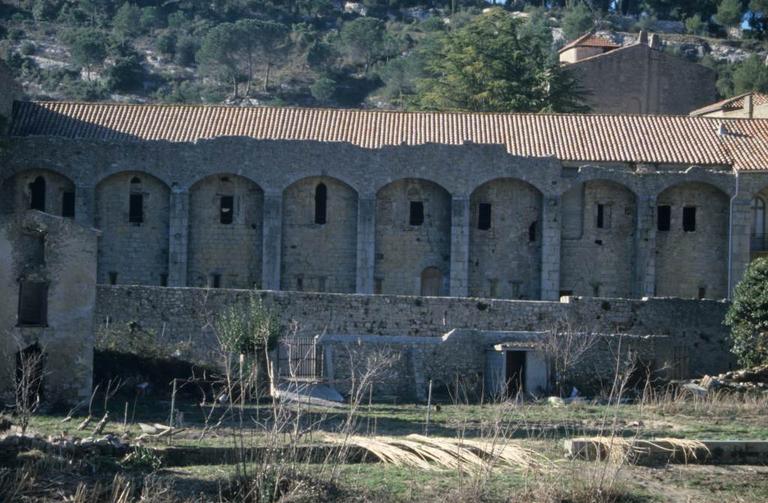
(374, 178, 451, 296)
(281, 176, 358, 293)
(468, 178, 542, 300)
(559, 180, 637, 298)
(95, 171, 170, 286)
(0, 169, 76, 217)
(188, 174, 263, 289)
(655, 181, 729, 299)
(750, 188, 768, 255)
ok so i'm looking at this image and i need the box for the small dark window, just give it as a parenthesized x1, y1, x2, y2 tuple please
(657, 205, 671, 231)
(296, 276, 304, 291)
(108, 272, 118, 285)
(409, 201, 424, 226)
(596, 204, 605, 229)
(29, 176, 46, 212)
(61, 191, 75, 218)
(314, 183, 327, 225)
(318, 276, 327, 292)
(160, 274, 168, 287)
(478, 203, 492, 230)
(220, 196, 234, 224)
(592, 284, 601, 297)
(528, 221, 537, 242)
(129, 194, 143, 224)
(374, 278, 383, 294)
(698, 287, 707, 299)
(683, 206, 696, 232)
(18, 281, 48, 326)
(211, 274, 221, 289)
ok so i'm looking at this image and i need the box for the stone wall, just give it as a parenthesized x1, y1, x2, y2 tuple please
(0, 169, 76, 218)
(188, 174, 263, 289)
(468, 178, 542, 299)
(0, 211, 97, 405)
(567, 43, 717, 115)
(95, 172, 169, 286)
(94, 286, 734, 390)
(656, 182, 729, 298)
(281, 176, 357, 293)
(374, 178, 452, 295)
(560, 180, 636, 297)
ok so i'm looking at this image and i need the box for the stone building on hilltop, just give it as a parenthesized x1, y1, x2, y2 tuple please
(560, 31, 717, 115)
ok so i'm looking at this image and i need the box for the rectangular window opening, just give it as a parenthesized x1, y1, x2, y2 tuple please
(317, 276, 327, 292)
(698, 287, 707, 299)
(61, 192, 75, 219)
(409, 201, 424, 226)
(220, 196, 234, 225)
(160, 274, 168, 287)
(683, 206, 696, 232)
(211, 274, 221, 289)
(528, 221, 537, 242)
(657, 205, 671, 231)
(108, 272, 118, 285)
(596, 204, 605, 229)
(478, 203, 492, 230)
(129, 194, 144, 224)
(296, 276, 304, 291)
(18, 281, 48, 326)
(374, 278, 383, 294)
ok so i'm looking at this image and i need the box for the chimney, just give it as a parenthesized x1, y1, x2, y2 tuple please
(718, 123, 728, 136)
(638, 30, 648, 45)
(649, 33, 661, 49)
(745, 93, 754, 118)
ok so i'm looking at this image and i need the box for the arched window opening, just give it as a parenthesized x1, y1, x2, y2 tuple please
(29, 176, 46, 212)
(129, 177, 144, 224)
(420, 267, 443, 297)
(752, 197, 765, 237)
(314, 183, 327, 224)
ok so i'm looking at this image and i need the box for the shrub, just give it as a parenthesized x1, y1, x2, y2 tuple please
(20, 41, 36, 55)
(105, 55, 145, 93)
(725, 257, 768, 367)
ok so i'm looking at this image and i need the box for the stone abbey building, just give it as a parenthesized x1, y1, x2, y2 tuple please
(3, 88, 768, 402)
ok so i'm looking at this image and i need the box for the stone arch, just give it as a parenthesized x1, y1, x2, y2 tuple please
(655, 181, 729, 299)
(95, 171, 170, 286)
(0, 168, 76, 217)
(281, 176, 358, 293)
(188, 173, 264, 289)
(560, 179, 637, 298)
(374, 178, 451, 296)
(468, 178, 543, 300)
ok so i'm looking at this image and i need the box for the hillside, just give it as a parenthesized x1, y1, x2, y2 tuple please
(2, 0, 768, 110)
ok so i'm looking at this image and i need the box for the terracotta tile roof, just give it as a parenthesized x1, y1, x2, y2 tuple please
(558, 32, 620, 53)
(10, 101, 768, 171)
(690, 92, 768, 116)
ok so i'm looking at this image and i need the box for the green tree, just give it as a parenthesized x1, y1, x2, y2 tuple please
(562, 1, 593, 41)
(715, 0, 745, 29)
(310, 75, 337, 104)
(414, 9, 586, 113)
(197, 23, 241, 96)
(339, 17, 387, 74)
(685, 14, 708, 36)
(64, 28, 108, 80)
(113, 3, 143, 40)
(725, 257, 768, 366)
(105, 54, 145, 92)
(732, 54, 768, 94)
(234, 19, 288, 93)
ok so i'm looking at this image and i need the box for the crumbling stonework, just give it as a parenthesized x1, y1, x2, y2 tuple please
(0, 211, 97, 405)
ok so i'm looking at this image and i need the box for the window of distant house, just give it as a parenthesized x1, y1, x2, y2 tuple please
(315, 183, 327, 225)
(128, 177, 144, 224)
(17, 281, 48, 326)
(657, 205, 671, 231)
(682, 206, 696, 232)
(220, 196, 234, 224)
(29, 176, 46, 212)
(409, 201, 424, 226)
(61, 191, 75, 219)
(752, 197, 765, 237)
(478, 203, 491, 230)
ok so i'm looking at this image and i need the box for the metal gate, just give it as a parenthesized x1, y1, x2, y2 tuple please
(277, 336, 323, 381)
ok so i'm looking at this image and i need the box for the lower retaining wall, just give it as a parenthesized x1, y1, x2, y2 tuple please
(95, 286, 734, 390)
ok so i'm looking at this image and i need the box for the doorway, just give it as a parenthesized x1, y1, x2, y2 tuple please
(505, 350, 526, 398)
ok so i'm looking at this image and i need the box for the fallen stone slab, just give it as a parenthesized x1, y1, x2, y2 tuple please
(565, 438, 768, 465)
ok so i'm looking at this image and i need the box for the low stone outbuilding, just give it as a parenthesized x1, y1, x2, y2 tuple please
(0, 211, 98, 406)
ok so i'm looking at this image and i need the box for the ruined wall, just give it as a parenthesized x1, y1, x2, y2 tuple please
(0, 169, 76, 218)
(374, 179, 452, 295)
(281, 176, 357, 293)
(188, 174, 263, 288)
(656, 182, 729, 299)
(560, 180, 637, 297)
(468, 178, 542, 299)
(95, 172, 169, 286)
(567, 44, 717, 115)
(0, 211, 97, 405)
(94, 286, 733, 386)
